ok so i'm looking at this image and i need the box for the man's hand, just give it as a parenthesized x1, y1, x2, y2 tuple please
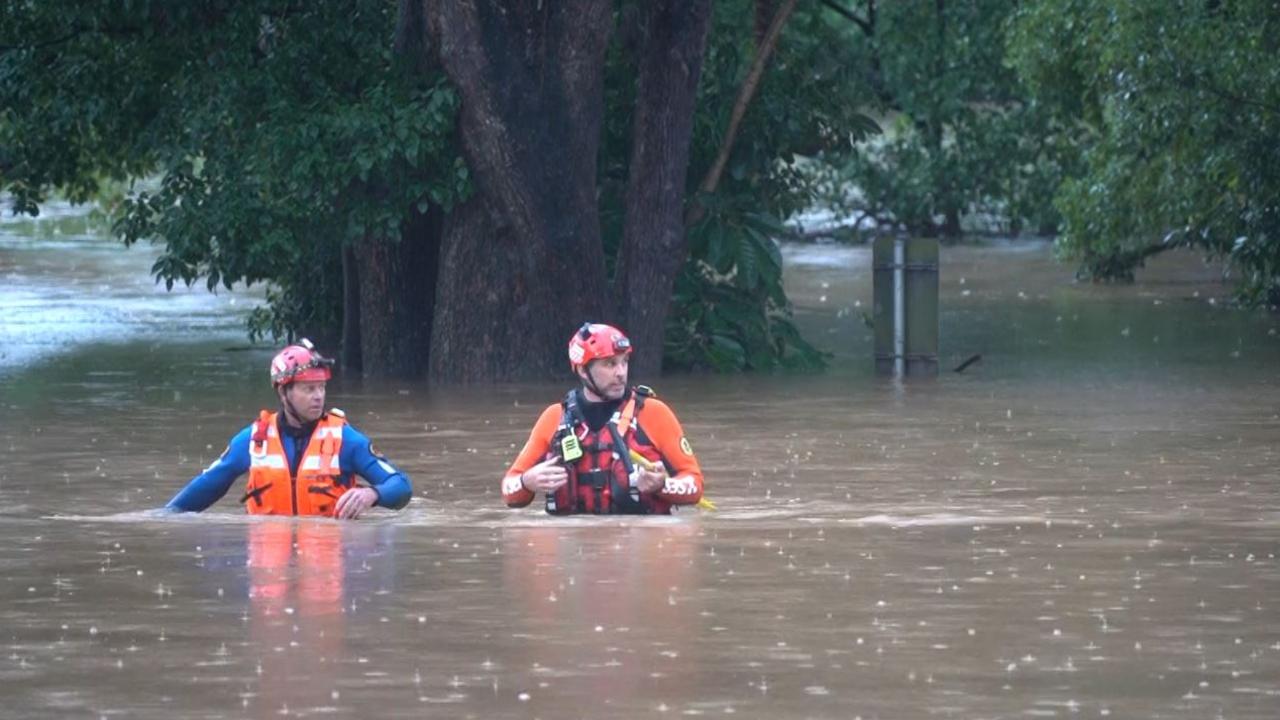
(335, 486, 378, 519)
(520, 458, 568, 493)
(633, 468, 667, 494)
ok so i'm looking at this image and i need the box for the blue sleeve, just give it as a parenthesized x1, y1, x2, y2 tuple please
(341, 425, 412, 510)
(166, 426, 254, 512)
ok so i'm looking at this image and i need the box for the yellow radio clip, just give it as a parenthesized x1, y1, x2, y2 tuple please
(560, 434, 583, 462)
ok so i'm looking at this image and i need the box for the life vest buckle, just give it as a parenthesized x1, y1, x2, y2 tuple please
(578, 469, 610, 490)
(240, 482, 273, 506)
(307, 485, 340, 500)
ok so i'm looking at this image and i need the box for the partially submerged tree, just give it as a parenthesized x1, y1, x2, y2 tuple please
(613, 0, 715, 380)
(1, 0, 870, 380)
(424, 1, 614, 383)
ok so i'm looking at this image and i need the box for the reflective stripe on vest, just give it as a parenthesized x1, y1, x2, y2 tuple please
(242, 410, 348, 517)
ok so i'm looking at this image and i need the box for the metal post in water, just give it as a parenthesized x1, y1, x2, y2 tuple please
(893, 238, 906, 378)
(873, 237, 939, 377)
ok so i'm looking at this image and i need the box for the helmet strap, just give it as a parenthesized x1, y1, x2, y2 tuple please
(278, 385, 307, 428)
(579, 362, 609, 402)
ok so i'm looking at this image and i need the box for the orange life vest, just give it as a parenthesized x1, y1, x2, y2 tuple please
(546, 388, 671, 515)
(241, 410, 349, 517)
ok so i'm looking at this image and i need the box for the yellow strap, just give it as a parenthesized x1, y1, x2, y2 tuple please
(615, 395, 638, 439)
(629, 450, 716, 511)
(628, 449, 657, 471)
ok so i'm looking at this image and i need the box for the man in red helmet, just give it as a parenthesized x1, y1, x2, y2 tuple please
(501, 323, 704, 515)
(165, 339, 412, 518)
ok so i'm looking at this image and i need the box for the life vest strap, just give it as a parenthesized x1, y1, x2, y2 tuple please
(251, 410, 272, 454)
(578, 469, 610, 489)
(613, 389, 644, 440)
(549, 386, 655, 515)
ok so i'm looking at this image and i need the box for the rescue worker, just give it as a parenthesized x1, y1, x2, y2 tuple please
(502, 323, 703, 515)
(166, 339, 411, 518)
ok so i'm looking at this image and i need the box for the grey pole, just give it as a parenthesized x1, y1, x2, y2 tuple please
(893, 237, 906, 378)
(874, 237, 939, 377)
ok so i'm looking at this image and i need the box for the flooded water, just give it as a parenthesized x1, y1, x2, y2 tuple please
(2, 207, 1279, 718)
(0, 202, 255, 372)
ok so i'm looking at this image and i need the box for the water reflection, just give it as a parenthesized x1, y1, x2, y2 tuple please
(244, 521, 347, 718)
(248, 522, 345, 618)
(501, 523, 701, 713)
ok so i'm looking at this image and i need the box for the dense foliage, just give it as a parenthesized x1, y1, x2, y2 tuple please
(1, 1, 466, 343)
(7, 0, 1272, 381)
(801, 1, 1074, 239)
(5, 0, 869, 372)
(1009, 0, 1280, 306)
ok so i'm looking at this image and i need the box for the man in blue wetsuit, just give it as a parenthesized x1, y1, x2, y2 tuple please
(166, 340, 411, 519)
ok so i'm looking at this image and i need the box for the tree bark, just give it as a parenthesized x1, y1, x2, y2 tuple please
(427, 0, 613, 383)
(336, 0, 443, 379)
(340, 243, 363, 373)
(394, 0, 431, 75)
(353, 207, 441, 378)
(614, 0, 714, 381)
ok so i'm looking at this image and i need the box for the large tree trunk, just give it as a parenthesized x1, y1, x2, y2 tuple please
(353, 207, 441, 378)
(340, 244, 363, 373)
(335, 0, 445, 379)
(427, 1, 613, 383)
(394, 0, 431, 75)
(614, 0, 714, 381)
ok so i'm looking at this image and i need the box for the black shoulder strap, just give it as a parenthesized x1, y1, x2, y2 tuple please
(628, 385, 652, 414)
(560, 388, 585, 428)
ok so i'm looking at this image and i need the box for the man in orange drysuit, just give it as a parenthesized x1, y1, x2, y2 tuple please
(502, 323, 703, 515)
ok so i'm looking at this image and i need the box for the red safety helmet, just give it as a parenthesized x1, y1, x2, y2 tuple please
(269, 339, 333, 387)
(568, 323, 632, 371)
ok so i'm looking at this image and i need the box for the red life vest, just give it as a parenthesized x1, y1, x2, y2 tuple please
(546, 388, 671, 515)
(241, 410, 349, 517)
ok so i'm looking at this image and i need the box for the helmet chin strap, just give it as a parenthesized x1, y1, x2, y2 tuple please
(278, 386, 307, 426)
(580, 363, 609, 401)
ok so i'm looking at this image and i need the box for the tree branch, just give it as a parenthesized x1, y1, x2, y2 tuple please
(685, 0, 799, 227)
(1181, 72, 1280, 116)
(820, 0, 872, 36)
(0, 27, 92, 53)
(1156, 36, 1280, 117)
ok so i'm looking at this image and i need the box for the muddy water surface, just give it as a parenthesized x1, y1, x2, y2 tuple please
(2, 218, 1278, 718)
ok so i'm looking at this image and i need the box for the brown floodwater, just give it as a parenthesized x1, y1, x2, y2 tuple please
(2, 214, 1279, 718)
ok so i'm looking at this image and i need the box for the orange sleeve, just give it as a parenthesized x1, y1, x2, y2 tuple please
(502, 403, 562, 507)
(636, 398, 704, 506)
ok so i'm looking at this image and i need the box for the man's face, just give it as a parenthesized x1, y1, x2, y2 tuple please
(282, 380, 327, 422)
(580, 354, 629, 401)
